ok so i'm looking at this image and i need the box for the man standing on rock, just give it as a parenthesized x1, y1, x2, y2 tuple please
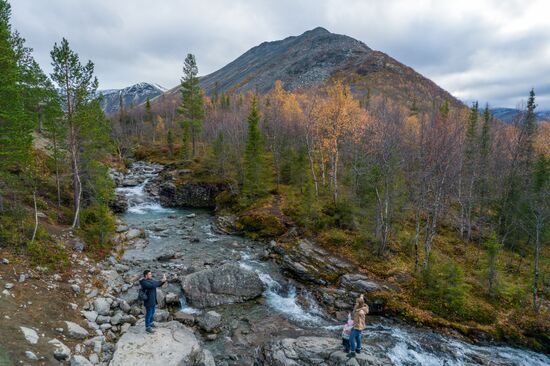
(140, 270, 167, 333)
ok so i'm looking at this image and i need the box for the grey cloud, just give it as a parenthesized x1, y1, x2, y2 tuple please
(9, 0, 550, 108)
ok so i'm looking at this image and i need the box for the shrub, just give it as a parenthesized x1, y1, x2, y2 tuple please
(79, 204, 115, 258)
(26, 228, 69, 271)
(319, 200, 357, 230)
(419, 258, 471, 319)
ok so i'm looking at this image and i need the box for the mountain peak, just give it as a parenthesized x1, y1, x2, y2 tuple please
(99, 82, 164, 115)
(303, 26, 331, 36)
(199, 28, 372, 94)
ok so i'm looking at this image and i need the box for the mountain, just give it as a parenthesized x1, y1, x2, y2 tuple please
(491, 107, 550, 123)
(141, 27, 462, 114)
(198, 27, 462, 111)
(99, 82, 165, 115)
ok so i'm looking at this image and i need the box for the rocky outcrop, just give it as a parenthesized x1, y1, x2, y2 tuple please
(340, 274, 382, 293)
(279, 239, 352, 285)
(109, 192, 128, 214)
(110, 321, 214, 366)
(159, 181, 229, 208)
(180, 263, 264, 308)
(260, 336, 392, 365)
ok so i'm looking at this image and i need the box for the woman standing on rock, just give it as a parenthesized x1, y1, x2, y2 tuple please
(348, 294, 369, 358)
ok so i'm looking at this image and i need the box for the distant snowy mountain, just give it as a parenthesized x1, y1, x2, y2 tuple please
(491, 107, 550, 123)
(99, 82, 165, 115)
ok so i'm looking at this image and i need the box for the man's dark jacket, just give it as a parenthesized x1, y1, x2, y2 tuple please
(139, 278, 164, 308)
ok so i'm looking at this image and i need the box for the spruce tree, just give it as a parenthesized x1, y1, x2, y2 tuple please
(242, 97, 269, 201)
(178, 53, 204, 157)
(0, 0, 28, 175)
(167, 129, 174, 158)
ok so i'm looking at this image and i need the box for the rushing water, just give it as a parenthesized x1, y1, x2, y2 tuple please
(116, 162, 550, 366)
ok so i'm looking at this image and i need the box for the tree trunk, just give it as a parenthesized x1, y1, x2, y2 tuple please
(31, 191, 38, 243)
(70, 127, 81, 229)
(191, 124, 196, 157)
(533, 217, 541, 312)
(305, 133, 319, 196)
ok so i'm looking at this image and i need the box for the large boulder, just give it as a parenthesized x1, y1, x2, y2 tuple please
(181, 263, 264, 308)
(159, 181, 229, 208)
(110, 321, 214, 366)
(261, 336, 392, 366)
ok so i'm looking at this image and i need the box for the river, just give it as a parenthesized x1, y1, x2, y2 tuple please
(115, 162, 550, 366)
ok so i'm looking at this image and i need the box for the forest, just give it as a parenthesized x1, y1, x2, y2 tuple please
(0, 0, 549, 351)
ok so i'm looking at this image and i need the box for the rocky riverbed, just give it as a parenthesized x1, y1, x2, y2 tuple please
(2, 161, 549, 365)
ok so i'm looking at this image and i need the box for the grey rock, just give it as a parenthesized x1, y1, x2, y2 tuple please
(48, 338, 71, 361)
(96, 315, 111, 325)
(110, 321, 211, 366)
(159, 181, 229, 208)
(4, 283, 14, 290)
(173, 312, 196, 326)
(119, 300, 131, 313)
(156, 288, 166, 308)
(116, 224, 129, 233)
(80, 310, 98, 322)
(180, 263, 264, 308)
(89, 353, 99, 364)
(198, 311, 222, 332)
(153, 309, 170, 322)
(64, 321, 89, 339)
(93, 297, 111, 316)
(109, 192, 128, 214)
(340, 273, 382, 293)
(20, 326, 39, 344)
(74, 240, 85, 252)
(2, 258, 9, 264)
(71, 284, 81, 294)
(25, 350, 38, 360)
(261, 336, 393, 365)
(70, 355, 93, 366)
(110, 312, 123, 326)
(18, 274, 26, 282)
(125, 228, 143, 240)
(165, 292, 180, 306)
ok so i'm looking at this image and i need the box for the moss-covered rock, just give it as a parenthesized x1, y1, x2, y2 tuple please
(159, 181, 229, 208)
(236, 211, 286, 239)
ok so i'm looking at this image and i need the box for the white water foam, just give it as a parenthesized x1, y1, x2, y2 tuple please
(179, 295, 201, 315)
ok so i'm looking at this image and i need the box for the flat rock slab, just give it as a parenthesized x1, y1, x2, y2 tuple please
(262, 336, 393, 366)
(110, 321, 213, 366)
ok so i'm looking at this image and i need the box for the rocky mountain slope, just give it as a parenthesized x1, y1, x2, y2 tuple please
(148, 27, 462, 113)
(99, 82, 165, 115)
(199, 27, 462, 111)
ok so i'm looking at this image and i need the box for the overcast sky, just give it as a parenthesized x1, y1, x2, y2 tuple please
(9, 0, 550, 109)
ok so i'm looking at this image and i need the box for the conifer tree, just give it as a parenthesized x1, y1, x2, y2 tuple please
(167, 129, 174, 158)
(50, 38, 100, 228)
(178, 53, 204, 157)
(0, 0, 28, 176)
(242, 97, 269, 200)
